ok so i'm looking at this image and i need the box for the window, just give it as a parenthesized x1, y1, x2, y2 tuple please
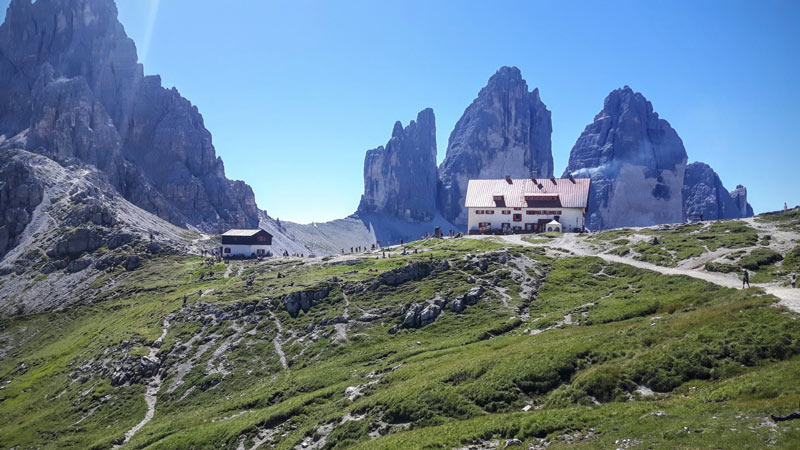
(476, 210, 484, 215)
(513, 207, 521, 211)
(549, 210, 557, 215)
(526, 210, 535, 215)
(502, 210, 511, 215)
(513, 226, 522, 231)
(486, 210, 495, 215)
(513, 214, 522, 222)
(478, 222, 491, 229)
(558, 210, 563, 215)
(224, 247, 231, 254)
(257, 236, 267, 242)
(257, 249, 265, 255)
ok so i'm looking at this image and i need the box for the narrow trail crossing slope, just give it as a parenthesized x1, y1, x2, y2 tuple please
(489, 234, 800, 313)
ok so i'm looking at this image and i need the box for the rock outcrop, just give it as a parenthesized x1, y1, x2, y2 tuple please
(0, 0, 259, 232)
(564, 86, 752, 229)
(682, 162, 748, 221)
(0, 154, 43, 257)
(729, 185, 754, 218)
(283, 286, 331, 317)
(363, 260, 449, 291)
(358, 108, 438, 222)
(438, 66, 553, 226)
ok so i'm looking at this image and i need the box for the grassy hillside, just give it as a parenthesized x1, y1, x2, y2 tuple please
(1, 219, 800, 449)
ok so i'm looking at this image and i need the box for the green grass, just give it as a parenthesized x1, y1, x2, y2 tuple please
(756, 207, 800, 232)
(1, 232, 799, 449)
(592, 221, 760, 267)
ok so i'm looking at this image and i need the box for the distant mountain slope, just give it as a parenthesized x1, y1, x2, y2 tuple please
(0, 0, 259, 233)
(0, 148, 205, 315)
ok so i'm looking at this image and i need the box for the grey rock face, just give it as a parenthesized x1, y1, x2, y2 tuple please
(729, 185, 754, 217)
(0, 0, 258, 232)
(563, 87, 689, 230)
(682, 162, 751, 221)
(367, 260, 448, 291)
(48, 227, 105, 258)
(0, 154, 43, 257)
(438, 66, 553, 226)
(358, 108, 438, 222)
(398, 301, 442, 330)
(283, 286, 331, 317)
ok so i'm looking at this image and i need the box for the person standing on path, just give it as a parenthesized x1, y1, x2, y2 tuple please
(792, 273, 797, 289)
(742, 269, 750, 289)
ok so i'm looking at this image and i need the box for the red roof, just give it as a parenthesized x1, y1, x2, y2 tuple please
(465, 177, 590, 209)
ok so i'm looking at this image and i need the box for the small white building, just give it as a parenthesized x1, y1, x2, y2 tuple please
(221, 229, 273, 257)
(465, 175, 590, 234)
(545, 220, 562, 233)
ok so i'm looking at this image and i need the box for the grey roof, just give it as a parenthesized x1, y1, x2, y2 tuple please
(221, 229, 265, 237)
(465, 177, 591, 209)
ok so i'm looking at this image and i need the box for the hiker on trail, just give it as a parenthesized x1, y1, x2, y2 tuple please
(792, 273, 797, 289)
(652, 236, 659, 245)
(742, 270, 750, 289)
(785, 202, 789, 213)
(700, 213, 704, 221)
(183, 295, 187, 306)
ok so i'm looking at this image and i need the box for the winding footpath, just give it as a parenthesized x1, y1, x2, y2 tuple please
(115, 318, 171, 447)
(269, 311, 288, 370)
(493, 234, 800, 314)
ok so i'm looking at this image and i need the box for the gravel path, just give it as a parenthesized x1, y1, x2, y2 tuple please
(269, 312, 288, 370)
(224, 263, 235, 278)
(115, 318, 170, 447)
(490, 234, 800, 313)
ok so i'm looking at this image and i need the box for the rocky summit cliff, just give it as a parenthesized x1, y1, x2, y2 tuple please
(357, 108, 438, 222)
(438, 66, 553, 227)
(683, 162, 752, 221)
(563, 86, 751, 230)
(0, 0, 259, 233)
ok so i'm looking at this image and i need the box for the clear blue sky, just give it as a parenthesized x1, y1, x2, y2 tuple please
(7, 1, 800, 223)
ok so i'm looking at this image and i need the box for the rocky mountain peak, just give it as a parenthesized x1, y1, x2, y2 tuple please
(0, 0, 259, 233)
(357, 108, 438, 223)
(565, 86, 751, 229)
(437, 66, 553, 226)
(682, 162, 742, 221)
(730, 184, 754, 217)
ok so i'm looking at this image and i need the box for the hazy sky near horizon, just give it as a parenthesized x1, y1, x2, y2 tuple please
(4, 0, 798, 223)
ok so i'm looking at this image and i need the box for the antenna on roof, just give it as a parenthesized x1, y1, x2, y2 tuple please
(568, 172, 575, 183)
(530, 170, 537, 184)
(550, 176, 557, 185)
(505, 175, 512, 184)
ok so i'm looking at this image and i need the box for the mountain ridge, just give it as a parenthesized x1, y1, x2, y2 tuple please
(0, 0, 260, 233)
